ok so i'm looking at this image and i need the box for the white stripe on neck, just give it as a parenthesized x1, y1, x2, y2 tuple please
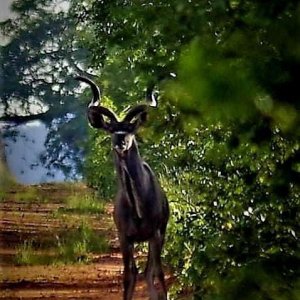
(88, 101, 100, 107)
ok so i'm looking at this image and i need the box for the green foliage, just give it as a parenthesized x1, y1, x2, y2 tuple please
(73, 0, 299, 134)
(84, 130, 115, 199)
(73, 0, 300, 298)
(170, 40, 257, 123)
(174, 0, 299, 134)
(83, 97, 118, 198)
(207, 257, 300, 300)
(159, 125, 299, 298)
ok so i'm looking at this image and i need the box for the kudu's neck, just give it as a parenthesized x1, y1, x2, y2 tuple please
(114, 137, 148, 219)
(114, 138, 143, 176)
(124, 138, 144, 178)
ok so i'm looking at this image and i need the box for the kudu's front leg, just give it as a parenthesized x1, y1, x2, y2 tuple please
(120, 238, 137, 300)
(145, 231, 167, 300)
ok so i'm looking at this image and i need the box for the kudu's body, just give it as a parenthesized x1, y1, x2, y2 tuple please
(76, 76, 169, 300)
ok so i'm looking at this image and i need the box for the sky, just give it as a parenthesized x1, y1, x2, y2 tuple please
(0, 0, 14, 21)
(3, 121, 66, 184)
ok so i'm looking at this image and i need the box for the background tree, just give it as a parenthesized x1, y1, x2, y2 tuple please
(0, 0, 94, 177)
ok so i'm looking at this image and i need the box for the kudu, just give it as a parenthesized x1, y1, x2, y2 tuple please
(76, 76, 169, 300)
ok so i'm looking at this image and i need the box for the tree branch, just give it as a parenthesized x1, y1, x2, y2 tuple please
(0, 110, 56, 125)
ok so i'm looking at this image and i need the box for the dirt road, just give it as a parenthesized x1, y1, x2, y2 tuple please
(0, 184, 171, 299)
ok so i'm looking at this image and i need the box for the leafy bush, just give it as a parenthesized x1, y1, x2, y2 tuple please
(84, 130, 116, 199)
(157, 124, 299, 299)
(84, 97, 118, 199)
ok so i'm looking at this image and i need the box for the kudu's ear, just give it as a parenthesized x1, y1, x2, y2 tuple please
(131, 110, 148, 131)
(122, 86, 159, 131)
(87, 106, 117, 132)
(123, 104, 149, 131)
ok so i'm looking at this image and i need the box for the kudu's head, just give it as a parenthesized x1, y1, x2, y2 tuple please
(76, 76, 157, 156)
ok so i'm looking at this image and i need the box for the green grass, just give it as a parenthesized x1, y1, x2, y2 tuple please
(56, 221, 108, 263)
(14, 222, 108, 265)
(60, 193, 105, 215)
(14, 187, 39, 202)
(0, 190, 6, 202)
(15, 240, 35, 265)
(14, 240, 52, 265)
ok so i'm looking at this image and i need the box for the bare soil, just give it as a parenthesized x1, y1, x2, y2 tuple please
(0, 184, 172, 299)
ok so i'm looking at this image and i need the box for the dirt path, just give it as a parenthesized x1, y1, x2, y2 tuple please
(0, 184, 171, 299)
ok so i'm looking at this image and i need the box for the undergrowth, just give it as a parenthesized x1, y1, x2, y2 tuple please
(60, 193, 105, 215)
(15, 221, 108, 265)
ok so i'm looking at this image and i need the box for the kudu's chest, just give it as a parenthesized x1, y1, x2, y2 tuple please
(118, 158, 152, 219)
(114, 207, 159, 242)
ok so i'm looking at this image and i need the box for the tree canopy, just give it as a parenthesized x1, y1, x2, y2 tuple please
(74, 0, 300, 133)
